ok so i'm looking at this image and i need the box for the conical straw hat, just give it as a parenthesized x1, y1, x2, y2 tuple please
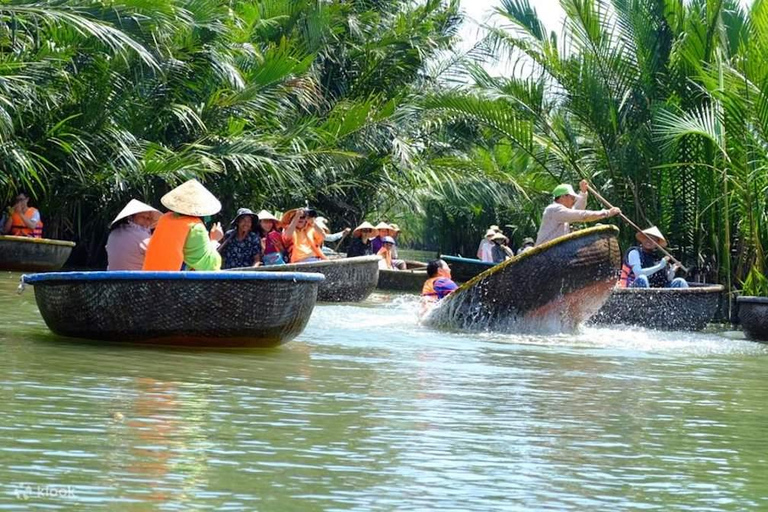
(375, 222, 392, 231)
(257, 210, 278, 222)
(160, 179, 221, 217)
(353, 221, 378, 237)
(636, 226, 668, 248)
(110, 199, 161, 228)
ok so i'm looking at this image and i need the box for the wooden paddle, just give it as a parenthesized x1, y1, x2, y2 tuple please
(333, 230, 350, 252)
(586, 184, 689, 274)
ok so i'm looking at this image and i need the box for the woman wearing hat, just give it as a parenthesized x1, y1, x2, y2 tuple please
(535, 180, 621, 246)
(377, 235, 399, 270)
(477, 229, 496, 262)
(218, 208, 262, 269)
(346, 222, 378, 257)
(282, 208, 327, 263)
(257, 210, 286, 266)
(620, 227, 688, 288)
(106, 199, 161, 270)
(142, 179, 224, 271)
(490, 232, 511, 264)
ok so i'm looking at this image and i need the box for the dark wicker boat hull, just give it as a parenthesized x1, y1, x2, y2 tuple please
(24, 272, 322, 347)
(425, 226, 621, 334)
(589, 285, 724, 331)
(234, 255, 380, 302)
(737, 296, 768, 342)
(439, 255, 495, 282)
(0, 236, 74, 272)
(377, 268, 427, 292)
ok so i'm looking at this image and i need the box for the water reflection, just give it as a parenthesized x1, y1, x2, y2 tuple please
(2, 272, 768, 510)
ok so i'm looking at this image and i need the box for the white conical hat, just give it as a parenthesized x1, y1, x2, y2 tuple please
(636, 226, 668, 248)
(160, 179, 221, 217)
(257, 210, 278, 222)
(110, 199, 161, 228)
(353, 221, 378, 237)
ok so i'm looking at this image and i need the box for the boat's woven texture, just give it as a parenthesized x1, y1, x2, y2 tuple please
(31, 277, 319, 346)
(737, 297, 768, 342)
(0, 236, 74, 272)
(377, 269, 427, 292)
(426, 226, 621, 334)
(234, 256, 380, 302)
(590, 285, 724, 331)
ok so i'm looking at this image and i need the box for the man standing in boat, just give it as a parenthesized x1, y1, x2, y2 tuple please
(620, 227, 688, 288)
(535, 180, 621, 246)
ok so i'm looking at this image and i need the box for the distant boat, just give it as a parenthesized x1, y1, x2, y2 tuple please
(590, 284, 724, 331)
(377, 261, 429, 293)
(424, 226, 621, 334)
(21, 271, 324, 347)
(439, 255, 495, 282)
(0, 235, 75, 272)
(231, 255, 380, 302)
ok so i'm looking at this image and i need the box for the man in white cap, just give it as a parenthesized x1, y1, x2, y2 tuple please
(106, 199, 161, 271)
(620, 227, 688, 288)
(535, 180, 621, 246)
(142, 179, 224, 271)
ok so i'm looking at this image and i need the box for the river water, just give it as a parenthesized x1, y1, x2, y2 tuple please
(2, 271, 768, 510)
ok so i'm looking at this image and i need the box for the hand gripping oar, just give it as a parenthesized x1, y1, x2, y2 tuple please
(586, 184, 689, 274)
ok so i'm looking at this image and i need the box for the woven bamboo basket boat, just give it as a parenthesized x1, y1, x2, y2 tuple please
(424, 225, 621, 334)
(21, 271, 324, 347)
(737, 296, 768, 342)
(0, 235, 75, 272)
(439, 255, 495, 283)
(589, 284, 724, 331)
(232, 255, 380, 302)
(377, 268, 428, 292)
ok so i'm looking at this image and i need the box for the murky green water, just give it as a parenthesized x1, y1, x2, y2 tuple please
(2, 271, 768, 510)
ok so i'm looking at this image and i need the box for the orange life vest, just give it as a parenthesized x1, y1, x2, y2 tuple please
(421, 276, 458, 299)
(10, 207, 43, 237)
(142, 212, 202, 271)
(286, 227, 326, 263)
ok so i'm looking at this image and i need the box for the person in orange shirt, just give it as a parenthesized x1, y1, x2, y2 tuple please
(3, 192, 43, 238)
(281, 208, 328, 264)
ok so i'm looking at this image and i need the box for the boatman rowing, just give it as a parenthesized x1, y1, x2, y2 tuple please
(536, 180, 621, 246)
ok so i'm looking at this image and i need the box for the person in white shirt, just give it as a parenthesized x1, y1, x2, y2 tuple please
(535, 180, 620, 246)
(477, 229, 495, 262)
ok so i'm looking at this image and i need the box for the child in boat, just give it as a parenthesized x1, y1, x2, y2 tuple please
(258, 210, 286, 266)
(377, 236, 398, 270)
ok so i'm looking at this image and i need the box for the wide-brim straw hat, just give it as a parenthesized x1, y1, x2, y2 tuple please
(230, 208, 258, 227)
(257, 210, 278, 222)
(375, 222, 393, 232)
(353, 221, 378, 237)
(484, 229, 496, 238)
(161, 179, 221, 217)
(315, 216, 330, 233)
(491, 232, 508, 242)
(389, 223, 401, 233)
(110, 199, 161, 228)
(636, 226, 668, 248)
(489, 224, 501, 232)
(280, 208, 303, 226)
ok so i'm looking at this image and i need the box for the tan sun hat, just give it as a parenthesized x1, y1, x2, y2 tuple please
(389, 223, 401, 233)
(161, 179, 221, 217)
(636, 226, 668, 248)
(110, 199, 161, 228)
(485, 229, 496, 238)
(315, 217, 330, 234)
(257, 210, 278, 222)
(353, 221, 378, 238)
(489, 224, 501, 232)
(491, 232, 508, 242)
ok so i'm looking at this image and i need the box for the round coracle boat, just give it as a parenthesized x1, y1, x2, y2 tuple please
(589, 284, 724, 331)
(232, 255, 380, 302)
(424, 226, 621, 334)
(21, 271, 324, 347)
(439, 255, 495, 283)
(737, 296, 768, 342)
(377, 268, 428, 293)
(0, 235, 75, 272)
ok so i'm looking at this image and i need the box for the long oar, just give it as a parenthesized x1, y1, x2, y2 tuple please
(586, 184, 689, 274)
(333, 230, 350, 253)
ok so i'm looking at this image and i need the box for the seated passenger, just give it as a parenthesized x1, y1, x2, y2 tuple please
(377, 236, 398, 270)
(258, 210, 286, 266)
(347, 222, 378, 257)
(106, 199, 161, 270)
(3, 191, 43, 238)
(620, 227, 688, 289)
(219, 208, 262, 269)
(281, 208, 327, 263)
(142, 179, 224, 271)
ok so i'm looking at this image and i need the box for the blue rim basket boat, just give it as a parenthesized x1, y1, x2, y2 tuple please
(438, 255, 496, 283)
(424, 226, 621, 334)
(20, 271, 325, 347)
(1, 235, 75, 272)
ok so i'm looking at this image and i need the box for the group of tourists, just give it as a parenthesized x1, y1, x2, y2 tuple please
(346, 221, 405, 270)
(477, 225, 534, 264)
